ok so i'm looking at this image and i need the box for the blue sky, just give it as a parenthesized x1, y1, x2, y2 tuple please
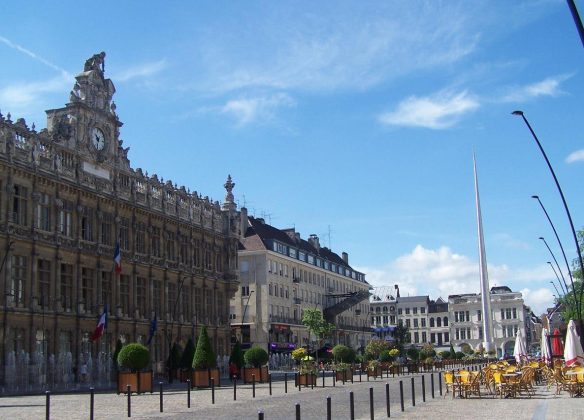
(1, 0, 583, 314)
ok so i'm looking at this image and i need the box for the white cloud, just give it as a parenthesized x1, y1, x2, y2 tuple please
(378, 90, 479, 129)
(218, 93, 296, 126)
(113, 59, 168, 82)
(355, 244, 554, 314)
(566, 149, 584, 164)
(500, 75, 571, 103)
(520, 288, 555, 315)
(0, 75, 70, 114)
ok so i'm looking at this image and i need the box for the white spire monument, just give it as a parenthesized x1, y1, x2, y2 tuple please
(473, 154, 494, 353)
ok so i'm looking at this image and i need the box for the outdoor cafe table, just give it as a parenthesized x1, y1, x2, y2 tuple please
(565, 371, 583, 397)
(501, 373, 521, 398)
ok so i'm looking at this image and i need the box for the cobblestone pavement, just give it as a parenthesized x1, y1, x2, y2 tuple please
(1, 372, 584, 420)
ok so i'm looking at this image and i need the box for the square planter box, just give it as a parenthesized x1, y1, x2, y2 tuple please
(191, 368, 221, 388)
(367, 367, 382, 378)
(242, 366, 269, 383)
(335, 370, 351, 382)
(298, 373, 317, 386)
(117, 371, 153, 394)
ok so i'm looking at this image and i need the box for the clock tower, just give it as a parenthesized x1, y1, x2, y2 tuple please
(45, 52, 128, 179)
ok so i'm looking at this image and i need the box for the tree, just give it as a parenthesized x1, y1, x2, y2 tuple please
(192, 326, 216, 369)
(244, 346, 269, 368)
(393, 323, 410, 347)
(449, 343, 456, 359)
(118, 343, 150, 372)
(301, 308, 335, 364)
(180, 338, 195, 370)
(332, 344, 356, 363)
(229, 341, 245, 370)
(557, 228, 584, 323)
(365, 340, 391, 360)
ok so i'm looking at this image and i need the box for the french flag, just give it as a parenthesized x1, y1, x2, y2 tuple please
(91, 305, 108, 341)
(114, 241, 122, 274)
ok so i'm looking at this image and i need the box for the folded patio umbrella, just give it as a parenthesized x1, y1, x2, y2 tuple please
(541, 327, 552, 365)
(552, 328, 564, 356)
(513, 329, 527, 364)
(563, 319, 584, 367)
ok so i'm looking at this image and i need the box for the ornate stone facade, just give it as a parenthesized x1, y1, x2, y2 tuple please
(0, 53, 240, 386)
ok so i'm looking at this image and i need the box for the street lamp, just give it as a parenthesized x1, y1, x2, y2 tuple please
(513, 110, 584, 339)
(567, 0, 584, 49)
(539, 237, 572, 304)
(241, 290, 255, 344)
(548, 262, 568, 296)
(550, 281, 562, 299)
(533, 195, 576, 296)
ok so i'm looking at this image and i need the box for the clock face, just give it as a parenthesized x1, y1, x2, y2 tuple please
(91, 127, 106, 151)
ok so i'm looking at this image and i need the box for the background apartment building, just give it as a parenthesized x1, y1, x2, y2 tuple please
(231, 214, 370, 353)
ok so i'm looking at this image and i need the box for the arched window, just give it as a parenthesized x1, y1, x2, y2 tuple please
(430, 318, 435, 327)
(443, 316, 449, 326)
(437, 317, 441, 327)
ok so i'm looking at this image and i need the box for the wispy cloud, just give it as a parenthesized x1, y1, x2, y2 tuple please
(0, 35, 70, 78)
(378, 90, 479, 129)
(0, 75, 70, 114)
(113, 59, 168, 82)
(202, 93, 296, 126)
(500, 74, 572, 103)
(355, 244, 553, 314)
(566, 149, 584, 164)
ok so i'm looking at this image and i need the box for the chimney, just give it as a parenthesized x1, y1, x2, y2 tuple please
(395, 284, 400, 298)
(240, 207, 249, 237)
(342, 252, 348, 264)
(308, 234, 320, 250)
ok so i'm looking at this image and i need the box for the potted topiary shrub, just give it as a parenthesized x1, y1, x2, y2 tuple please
(333, 362, 352, 382)
(332, 344, 355, 381)
(179, 338, 195, 382)
(191, 326, 220, 388)
(242, 346, 269, 383)
(229, 341, 245, 379)
(367, 360, 382, 378)
(298, 359, 318, 387)
(117, 343, 153, 394)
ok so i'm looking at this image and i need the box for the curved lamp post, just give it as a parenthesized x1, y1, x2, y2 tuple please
(548, 262, 568, 296)
(533, 195, 576, 296)
(513, 110, 584, 339)
(540, 236, 573, 309)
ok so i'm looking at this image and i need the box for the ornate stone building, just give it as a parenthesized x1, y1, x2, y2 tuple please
(0, 53, 240, 386)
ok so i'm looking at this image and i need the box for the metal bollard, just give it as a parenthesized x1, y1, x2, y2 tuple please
(359, 367, 362, 382)
(411, 377, 415, 407)
(159, 382, 163, 412)
(311, 374, 314, 390)
(269, 373, 272, 395)
(233, 375, 237, 401)
(399, 380, 404, 412)
(349, 391, 355, 420)
(386, 383, 390, 418)
(422, 375, 426, 402)
(326, 396, 332, 420)
(258, 411, 265, 420)
(369, 387, 374, 420)
(46, 390, 51, 420)
(431, 373, 435, 399)
(333, 371, 336, 387)
(211, 377, 215, 404)
(351, 368, 354, 384)
(90, 387, 95, 420)
(295, 372, 298, 389)
(187, 379, 191, 408)
(253, 374, 256, 398)
(285, 373, 288, 393)
(439, 372, 443, 396)
(323, 369, 326, 388)
(127, 384, 131, 418)
(295, 402, 301, 420)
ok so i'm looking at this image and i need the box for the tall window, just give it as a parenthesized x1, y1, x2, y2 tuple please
(120, 275, 130, 316)
(10, 255, 27, 306)
(12, 184, 28, 226)
(194, 240, 201, 267)
(135, 222, 146, 253)
(82, 268, 95, 312)
(181, 287, 190, 321)
(58, 201, 73, 237)
(37, 259, 51, 309)
(101, 212, 113, 246)
(81, 208, 94, 241)
(205, 289, 213, 318)
(167, 283, 176, 320)
(119, 217, 130, 250)
(166, 231, 176, 260)
(101, 271, 112, 308)
(36, 193, 51, 231)
(136, 277, 147, 317)
(179, 235, 189, 265)
(152, 280, 161, 313)
(151, 227, 161, 257)
(60, 263, 73, 312)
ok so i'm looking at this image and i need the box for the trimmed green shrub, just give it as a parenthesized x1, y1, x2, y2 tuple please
(244, 346, 269, 368)
(460, 343, 473, 355)
(438, 350, 451, 359)
(455, 351, 465, 360)
(229, 341, 245, 369)
(365, 340, 391, 360)
(117, 343, 150, 372)
(192, 326, 216, 369)
(180, 338, 195, 369)
(332, 344, 356, 363)
(406, 347, 420, 361)
(449, 343, 456, 359)
(169, 342, 183, 370)
(112, 339, 123, 370)
(389, 349, 400, 358)
(379, 350, 392, 363)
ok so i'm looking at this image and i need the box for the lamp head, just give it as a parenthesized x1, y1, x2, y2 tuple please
(531, 195, 539, 199)
(512, 110, 524, 116)
(539, 237, 544, 240)
(547, 261, 552, 265)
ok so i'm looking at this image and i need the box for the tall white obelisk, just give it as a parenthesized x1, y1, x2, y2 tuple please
(473, 154, 494, 352)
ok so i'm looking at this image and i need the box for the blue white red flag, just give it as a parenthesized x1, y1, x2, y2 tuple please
(114, 242, 122, 274)
(91, 305, 108, 341)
